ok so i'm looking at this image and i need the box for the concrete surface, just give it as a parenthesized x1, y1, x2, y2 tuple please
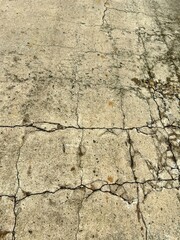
(0, 0, 179, 239)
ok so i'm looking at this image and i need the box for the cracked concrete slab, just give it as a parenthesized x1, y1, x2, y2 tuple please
(80, 129, 134, 184)
(0, 0, 179, 239)
(16, 129, 83, 195)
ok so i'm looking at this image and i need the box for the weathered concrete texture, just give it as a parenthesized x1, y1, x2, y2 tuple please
(0, 0, 179, 239)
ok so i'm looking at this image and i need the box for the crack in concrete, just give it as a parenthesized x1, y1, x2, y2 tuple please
(12, 132, 27, 240)
(0, 123, 179, 133)
(76, 85, 80, 128)
(75, 194, 84, 240)
(136, 28, 155, 80)
(0, 122, 179, 133)
(78, 129, 85, 185)
(151, 0, 179, 78)
(9, 179, 180, 207)
(102, 0, 108, 26)
(2, 178, 177, 203)
(126, 131, 138, 182)
(0, 1, 179, 239)
(136, 184, 148, 240)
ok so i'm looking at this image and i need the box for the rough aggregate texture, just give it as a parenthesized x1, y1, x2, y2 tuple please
(0, 0, 179, 239)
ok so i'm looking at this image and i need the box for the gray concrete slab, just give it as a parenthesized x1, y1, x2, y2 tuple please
(0, 0, 179, 239)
